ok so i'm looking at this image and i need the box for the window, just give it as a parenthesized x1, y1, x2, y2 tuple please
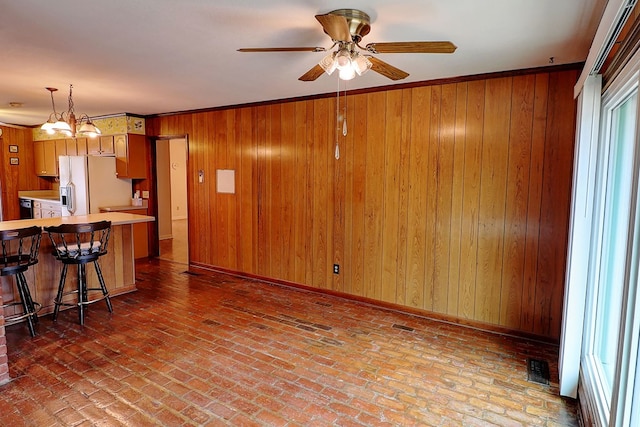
(585, 88, 636, 411)
(581, 63, 640, 426)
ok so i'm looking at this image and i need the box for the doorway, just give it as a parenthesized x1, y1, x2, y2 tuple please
(155, 138, 188, 264)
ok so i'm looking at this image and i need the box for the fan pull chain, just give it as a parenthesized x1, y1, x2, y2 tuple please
(335, 78, 350, 160)
(343, 81, 348, 137)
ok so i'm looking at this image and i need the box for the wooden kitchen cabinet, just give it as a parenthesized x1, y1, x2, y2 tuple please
(115, 134, 148, 179)
(99, 207, 149, 259)
(35, 133, 147, 178)
(64, 138, 76, 155)
(55, 139, 67, 156)
(34, 140, 58, 176)
(55, 139, 68, 173)
(76, 137, 88, 155)
(65, 137, 87, 155)
(87, 135, 115, 155)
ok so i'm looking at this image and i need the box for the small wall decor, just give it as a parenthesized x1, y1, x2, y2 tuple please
(8, 145, 18, 153)
(216, 169, 235, 193)
(10, 157, 19, 165)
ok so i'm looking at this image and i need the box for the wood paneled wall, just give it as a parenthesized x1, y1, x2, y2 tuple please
(0, 126, 39, 220)
(147, 68, 578, 341)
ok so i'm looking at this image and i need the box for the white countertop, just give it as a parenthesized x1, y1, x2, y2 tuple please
(0, 212, 155, 232)
(99, 201, 148, 212)
(18, 190, 61, 204)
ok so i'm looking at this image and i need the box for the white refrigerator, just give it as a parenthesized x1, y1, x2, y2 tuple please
(58, 156, 133, 216)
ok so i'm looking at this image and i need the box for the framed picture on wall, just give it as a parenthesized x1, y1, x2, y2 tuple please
(8, 145, 18, 153)
(10, 157, 19, 165)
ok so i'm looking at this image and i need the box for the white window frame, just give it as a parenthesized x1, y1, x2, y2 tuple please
(580, 49, 640, 426)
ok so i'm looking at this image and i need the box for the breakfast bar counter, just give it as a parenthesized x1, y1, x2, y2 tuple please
(0, 212, 155, 319)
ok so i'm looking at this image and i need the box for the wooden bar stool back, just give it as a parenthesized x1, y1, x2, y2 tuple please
(0, 226, 43, 337)
(44, 221, 113, 325)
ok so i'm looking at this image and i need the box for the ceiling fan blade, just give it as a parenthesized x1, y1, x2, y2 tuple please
(238, 47, 326, 53)
(365, 41, 457, 54)
(315, 13, 351, 42)
(299, 64, 326, 82)
(369, 57, 409, 81)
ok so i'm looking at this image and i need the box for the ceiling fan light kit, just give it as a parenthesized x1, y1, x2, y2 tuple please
(238, 8, 457, 82)
(319, 48, 372, 81)
(238, 8, 457, 161)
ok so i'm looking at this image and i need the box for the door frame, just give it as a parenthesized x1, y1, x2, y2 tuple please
(149, 134, 190, 262)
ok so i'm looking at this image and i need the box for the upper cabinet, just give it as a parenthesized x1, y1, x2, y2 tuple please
(87, 135, 115, 156)
(34, 140, 57, 176)
(34, 138, 85, 176)
(34, 134, 147, 179)
(65, 137, 88, 156)
(115, 134, 148, 179)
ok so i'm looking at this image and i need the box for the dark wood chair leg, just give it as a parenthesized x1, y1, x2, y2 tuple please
(78, 264, 86, 326)
(52, 264, 68, 322)
(15, 274, 36, 337)
(18, 273, 38, 324)
(94, 260, 113, 313)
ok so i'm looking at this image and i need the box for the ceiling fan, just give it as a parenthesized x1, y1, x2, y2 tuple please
(238, 9, 457, 82)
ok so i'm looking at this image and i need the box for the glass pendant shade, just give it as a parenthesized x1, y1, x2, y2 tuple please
(335, 49, 351, 69)
(77, 121, 101, 138)
(339, 66, 356, 81)
(353, 54, 372, 76)
(52, 119, 72, 132)
(319, 53, 337, 75)
(41, 119, 56, 134)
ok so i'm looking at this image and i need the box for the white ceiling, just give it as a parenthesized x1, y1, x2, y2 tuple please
(0, 0, 606, 127)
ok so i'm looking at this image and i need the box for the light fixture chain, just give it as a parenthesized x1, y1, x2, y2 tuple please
(343, 80, 347, 137)
(67, 84, 75, 114)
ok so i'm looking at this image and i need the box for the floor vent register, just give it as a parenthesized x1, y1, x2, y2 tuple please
(527, 358, 550, 385)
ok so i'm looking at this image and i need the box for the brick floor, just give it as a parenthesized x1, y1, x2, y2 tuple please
(0, 259, 578, 426)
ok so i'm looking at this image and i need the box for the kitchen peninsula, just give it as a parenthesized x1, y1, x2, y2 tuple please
(0, 212, 154, 318)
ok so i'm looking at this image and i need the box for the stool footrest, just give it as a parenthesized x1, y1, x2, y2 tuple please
(54, 290, 110, 308)
(51, 258, 113, 325)
(3, 301, 41, 325)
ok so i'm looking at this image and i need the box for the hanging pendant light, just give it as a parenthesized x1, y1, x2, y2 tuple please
(77, 118, 102, 138)
(40, 84, 101, 138)
(41, 88, 61, 135)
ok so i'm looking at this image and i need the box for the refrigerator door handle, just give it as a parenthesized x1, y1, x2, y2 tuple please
(60, 183, 76, 215)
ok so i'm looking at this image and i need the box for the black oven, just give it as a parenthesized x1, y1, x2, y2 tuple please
(19, 198, 33, 219)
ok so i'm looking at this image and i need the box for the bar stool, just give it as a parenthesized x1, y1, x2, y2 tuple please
(44, 221, 113, 325)
(0, 226, 43, 337)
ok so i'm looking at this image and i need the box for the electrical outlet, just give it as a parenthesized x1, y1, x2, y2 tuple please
(333, 264, 340, 274)
(142, 190, 150, 199)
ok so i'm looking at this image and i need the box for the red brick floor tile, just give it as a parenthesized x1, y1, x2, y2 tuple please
(1, 259, 578, 426)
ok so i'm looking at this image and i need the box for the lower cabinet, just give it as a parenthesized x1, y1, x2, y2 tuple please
(33, 201, 61, 218)
(99, 208, 149, 259)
